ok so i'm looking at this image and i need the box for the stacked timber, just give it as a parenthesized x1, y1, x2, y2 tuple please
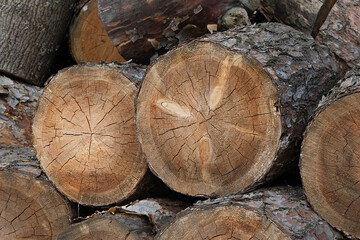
(301, 67, 360, 239)
(136, 23, 342, 197)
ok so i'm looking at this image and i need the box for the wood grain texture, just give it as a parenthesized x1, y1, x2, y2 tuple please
(136, 23, 342, 197)
(97, 0, 240, 63)
(0, 0, 76, 85)
(70, 0, 125, 64)
(32, 63, 148, 206)
(0, 147, 73, 239)
(156, 187, 343, 239)
(301, 67, 360, 239)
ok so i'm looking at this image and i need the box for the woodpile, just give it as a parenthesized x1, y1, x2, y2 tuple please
(0, 0, 359, 239)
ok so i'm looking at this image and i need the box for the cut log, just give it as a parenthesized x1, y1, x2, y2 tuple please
(97, 0, 242, 63)
(57, 214, 154, 240)
(32, 63, 149, 206)
(316, 0, 360, 68)
(0, 147, 73, 239)
(0, 75, 42, 147)
(70, 0, 126, 64)
(136, 23, 342, 197)
(300, 67, 360, 239)
(259, 0, 324, 34)
(156, 187, 343, 239)
(0, 0, 76, 86)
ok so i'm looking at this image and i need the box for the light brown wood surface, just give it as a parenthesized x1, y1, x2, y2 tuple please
(33, 63, 147, 206)
(70, 0, 125, 64)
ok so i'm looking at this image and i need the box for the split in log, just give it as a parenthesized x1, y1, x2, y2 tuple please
(0, 0, 76, 85)
(301, 67, 360, 239)
(0, 147, 72, 239)
(136, 23, 342, 197)
(32, 63, 149, 206)
(97, 0, 242, 63)
(316, 0, 360, 68)
(69, 0, 126, 64)
(0, 75, 42, 147)
(156, 187, 343, 239)
(57, 214, 154, 240)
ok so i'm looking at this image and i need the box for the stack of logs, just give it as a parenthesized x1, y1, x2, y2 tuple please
(0, 0, 359, 239)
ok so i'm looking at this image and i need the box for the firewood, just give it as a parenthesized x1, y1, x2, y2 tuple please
(301, 67, 360, 239)
(316, 0, 360, 68)
(0, 75, 42, 147)
(0, 147, 73, 239)
(70, 0, 125, 64)
(97, 0, 242, 63)
(57, 214, 154, 240)
(32, 63, 149, 206)
(0, 0, 76, 86)
(156, 187, 343, 239)
(136, 23, 342, 197)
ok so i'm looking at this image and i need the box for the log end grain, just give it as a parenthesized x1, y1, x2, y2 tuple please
(70, 0, 125, 64)
(137, 41, 282, 197)
(33, 63, 147, 206)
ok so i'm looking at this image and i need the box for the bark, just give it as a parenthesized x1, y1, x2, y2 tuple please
(69, 0, 125, 64)
(0, 147, 73, 239)
(0, 0, 76, 86)
(97, 0, 243, 63)
(259, 0, 324, 34)
(156, 187, 344, 239)
(0, 75, 42, 147)
(136, 22, 342, 197)
(316, 0, 360, 68)
(301, 67, 360, 239)
(32, 63, 152, 206)
(57, 214, 154, 240)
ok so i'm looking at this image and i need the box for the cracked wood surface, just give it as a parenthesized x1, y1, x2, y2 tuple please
(70, 0, 125, 64)
(156, 187, 343, 240)
(0, 0, 76, 85)
(58, 214, 154, 240)
(137, 41, 281, 197)
(33, 63, 147, 206)
(97, 0, 241, 63)
(301, 67, 360, 239)
(0, 147, 72, 239)
(137, 23, 342, 197)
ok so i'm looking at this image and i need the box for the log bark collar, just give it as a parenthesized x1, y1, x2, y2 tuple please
(137, 41, 282, 197)
(32, 63, 147, 206)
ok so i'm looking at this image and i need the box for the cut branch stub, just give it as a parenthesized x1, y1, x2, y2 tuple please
(33, 63, 147, 206)
(0, 158, 72, 239)
(137, 41, 281, 197)
(70, 0, 125, 64)
(301, 67, 360, 239)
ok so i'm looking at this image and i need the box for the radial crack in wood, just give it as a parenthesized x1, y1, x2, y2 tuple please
(137, 41, 281, 196)
(33, 63, 147, 206)
(301, 67, 360, 239)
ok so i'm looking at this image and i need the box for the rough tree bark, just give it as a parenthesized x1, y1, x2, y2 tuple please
(259, 0, 324, 34)
(32, 63, 151, 206)
(301, 67, 360, 239)
(0, 75, 42, 147)
(0, 147, 73, 239)
(136, 23, 342, 197)
(156, 187, 344, 239)
(70, 0, 126, 64)
(97, 0, 243, 63)
(0, 0, 76, 85)
(57, 214, 154, 240)
(316, 0, 360, 68)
